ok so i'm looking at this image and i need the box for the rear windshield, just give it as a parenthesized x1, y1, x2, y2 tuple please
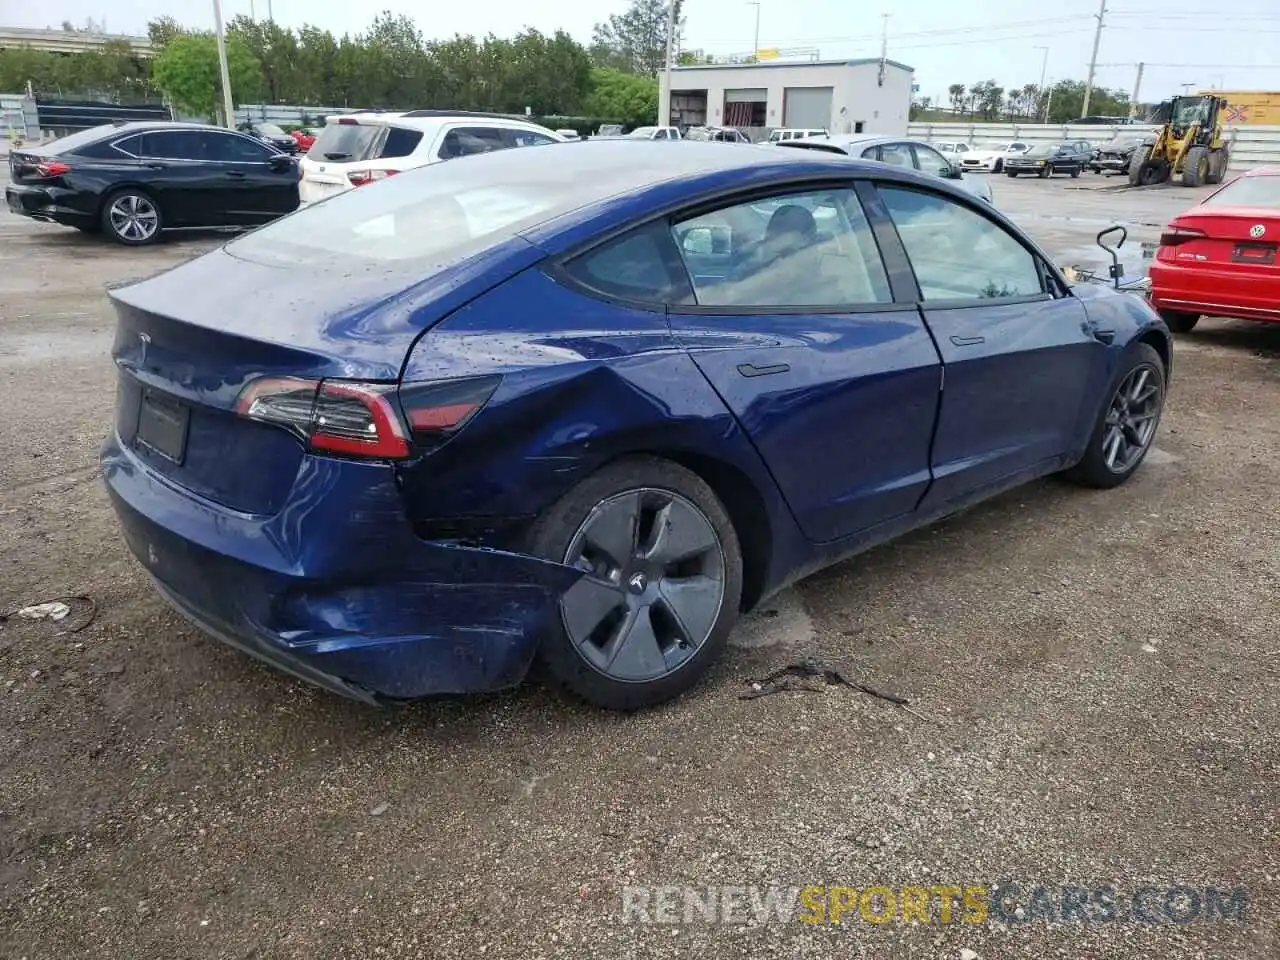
(227, 150, 603, 269)
(307, 122, 383, 162)
(1203, 175, 1280, 208)
(38, 124, 122, 155)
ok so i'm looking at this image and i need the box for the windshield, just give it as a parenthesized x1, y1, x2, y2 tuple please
(307, 122, 383, 162)
(628, 127, 657, 138)
(1025, 144, 1057, 157)
(256, 123, 287, 137)
(1203, 174, 1280, 208)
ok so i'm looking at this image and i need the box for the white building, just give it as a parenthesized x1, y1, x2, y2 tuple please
(661, 58, 915, 139)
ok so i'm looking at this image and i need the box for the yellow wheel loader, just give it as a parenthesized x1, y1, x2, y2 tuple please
(1128, 94, 1230, 187)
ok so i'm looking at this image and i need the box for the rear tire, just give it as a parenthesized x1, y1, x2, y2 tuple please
(1159, 309, 1200, 333)
(1039, 165, 1051, 179)
(100, 189, 163, 246)
(993, 159, 1004, 173)
(1206, 146, 1229, 185)
(527, 457, 743, 710)
(1064, 342, 1166, 489)
(1070, 166, 1081, 178)
(1007, 171, 1018, 178)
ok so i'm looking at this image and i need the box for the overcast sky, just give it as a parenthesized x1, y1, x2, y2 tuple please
(4, 0, 1278, 101)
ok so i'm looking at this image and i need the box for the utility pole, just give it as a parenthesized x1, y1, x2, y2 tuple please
(1128, 62, 1144, 120)
(878, 13, 889, 87)
(1033, 45, 1049, 98)
(660, 0, 677, 127)
(746, 2, 760, 58)
(212, 0, 235, 129)
(267, 0, 274, 21)
(1044, 82, 1055, 123)
(1081, 0, 1107, 118)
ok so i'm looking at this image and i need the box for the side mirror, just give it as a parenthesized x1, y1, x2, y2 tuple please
(679, 225, 731, 256)
(947, 164, 965, 180)
(269, 153, 297, 173)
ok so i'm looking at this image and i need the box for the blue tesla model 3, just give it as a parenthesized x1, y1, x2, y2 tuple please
(102, 140, 1171, 710)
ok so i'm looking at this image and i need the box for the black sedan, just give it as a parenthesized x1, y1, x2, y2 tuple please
(1004, 141, 1092, 178)
(237, 120, 300, 154)
(5, 122, 300, 245)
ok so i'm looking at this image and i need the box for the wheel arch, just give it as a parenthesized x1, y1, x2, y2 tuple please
(1136, 326, 1172, 385)
(97, 182, 163, 220)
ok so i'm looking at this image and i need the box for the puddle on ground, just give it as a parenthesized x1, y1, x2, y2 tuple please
(0, 329, 112, 366)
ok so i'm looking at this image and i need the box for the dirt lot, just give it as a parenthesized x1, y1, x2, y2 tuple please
(1, 171, 1277, 959)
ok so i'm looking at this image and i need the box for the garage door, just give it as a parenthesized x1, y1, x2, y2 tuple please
(724, 88, 767, 127)
(724, 88, 767, 103)
(783, 86, 833, 130)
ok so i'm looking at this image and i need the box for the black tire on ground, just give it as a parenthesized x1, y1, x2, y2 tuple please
(1127, 150, 1150, 186)
(1007, 171, 1018, 178)
(1159, 309, 1200, 333)
(1039, 164, 1051, 178)
(1070, 166, 1081, 178)
(99, 188, 163, 246)
(527, 456, 743, 710)
(993, 159, 1003, 173)
(1206, 146, 1229, 185)
(1063, 342, 1166, 489)
(1181, 146, 1210, 187)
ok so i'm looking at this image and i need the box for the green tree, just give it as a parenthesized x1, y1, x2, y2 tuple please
(591, 0, 683, 77)
(1044, 79, 1129, 122)
(947, 83, 966, 115)
(152, 33, 262, 120)
(583, 67, 657, 126)
(146, 16, 186, 49)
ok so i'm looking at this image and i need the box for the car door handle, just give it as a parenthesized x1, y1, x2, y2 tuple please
(736, 362, 790, 378)
(224, 171, 246, 179)
(949, 335, 985, 347)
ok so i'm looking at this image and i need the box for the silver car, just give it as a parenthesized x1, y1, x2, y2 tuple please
(776, 133, 996, 206)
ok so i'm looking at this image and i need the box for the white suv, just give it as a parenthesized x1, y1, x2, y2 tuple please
(298, 111, 566, 204)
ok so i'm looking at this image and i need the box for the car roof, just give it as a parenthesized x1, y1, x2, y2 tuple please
(779, 134, 942, 153)
(322, 111, 555, 133)
(1240, 165, 1280, 178)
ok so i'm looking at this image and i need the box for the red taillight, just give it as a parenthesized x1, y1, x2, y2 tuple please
(1159, 226, 1207, 247)
(34, 160, 70, 178)
(399, 376, 501, 451)
(236, 377, 411, 460)
(346, 169, 399, 187)
(235, 375, 500, 459)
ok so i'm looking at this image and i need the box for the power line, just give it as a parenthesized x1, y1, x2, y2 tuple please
(693, 15, 1093, 46)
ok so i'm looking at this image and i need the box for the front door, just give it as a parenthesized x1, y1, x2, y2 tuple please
(205, 131, 298, 222)
(666, 185, 942, 543)
(872, 183, 1104, 508)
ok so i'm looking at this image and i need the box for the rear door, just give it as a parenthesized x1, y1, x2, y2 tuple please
(872, 183, 1103, 507)
(665, 184, 942, 542)
(133, 130, 219, 226)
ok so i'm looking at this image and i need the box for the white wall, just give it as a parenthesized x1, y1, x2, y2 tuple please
(667, 61, 913, 136)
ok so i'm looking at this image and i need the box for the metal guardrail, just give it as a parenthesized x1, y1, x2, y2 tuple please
(907, 121, 1280, 170)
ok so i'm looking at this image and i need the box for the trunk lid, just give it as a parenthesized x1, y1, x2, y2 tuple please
(1160, 207, 1279, 269)
(110, 235, 542, 514)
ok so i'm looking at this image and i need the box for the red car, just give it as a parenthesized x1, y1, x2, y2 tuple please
(290, 127, 319, 152)
(1149, 165, 1280, 332)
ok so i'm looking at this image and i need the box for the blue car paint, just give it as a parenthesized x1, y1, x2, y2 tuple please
(101, 140, 1171, 704)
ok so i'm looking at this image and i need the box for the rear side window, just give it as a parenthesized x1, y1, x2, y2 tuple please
(439, 127, 508, 159)
(879, 186, 1042, 301)
(139, 131, 205, 160)
(37, 125, 120, 155)
(112, 135, 143, 157)
(379, 127, 423, 159)
(562, 222, 685, 304)
(308, 122, 382, 162)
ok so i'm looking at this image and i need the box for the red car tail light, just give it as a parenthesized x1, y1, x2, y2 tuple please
(1159, 226, 1207, 247)
(34, 160, 71, 178)
(235, 375, 501, 459)
(236, 377, 411, 460)
(398, 376, 502, 452)
(346, 169, 400, 187)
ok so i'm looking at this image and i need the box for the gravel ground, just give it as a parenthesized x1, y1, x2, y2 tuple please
(1, 171, 1277, 960)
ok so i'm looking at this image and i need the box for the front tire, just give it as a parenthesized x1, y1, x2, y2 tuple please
(1064, 343, 1166, 489)
(101, 189, 162, 246)
(528, 457, 743, 710)
(993, 159, 1003, 173)
(1007, 171, 1018, 178)
(1181, 146, 1209, 187)
(1039, 165, 1051, 179)
(1159, 309, 1200, 333)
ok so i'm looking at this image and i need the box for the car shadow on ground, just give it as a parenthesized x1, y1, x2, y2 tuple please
(1182, 317, 1280, 358)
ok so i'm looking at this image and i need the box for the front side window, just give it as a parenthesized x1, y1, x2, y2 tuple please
(912, 144, 951, 177)
(879, 186, 1043, 301)
(507, 130, 558, 148)
(207, 133, 274, 163)
(438, 127, 508, 159)
(671, 188, 892, 308)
